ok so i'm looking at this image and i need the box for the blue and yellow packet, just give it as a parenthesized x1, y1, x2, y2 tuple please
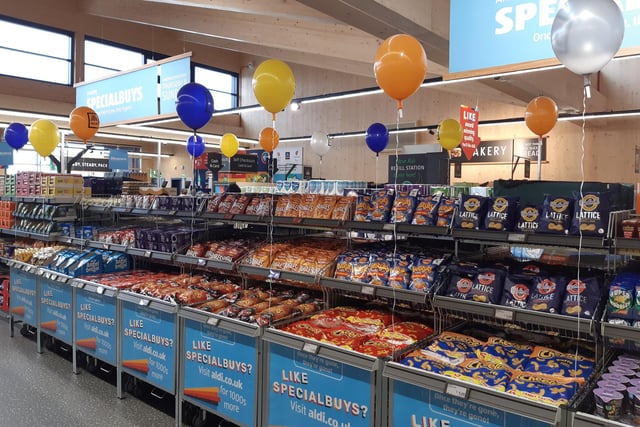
(390, 191, 417, 224)
(570, 191, 610, 236)
(524, 346, 594, 379)
(354, 194, 372, 221)
(527, 274, 568, 314)
(507, 371, 583, 406)
(436, 197, 456, 228)
(484, 196, 520, 231)
(367, 257, 390, 286)
(538, 195, 574, 234)
(441, 358, 510, 391)
(398, 350, 450, 373)
(426, 331, 484, 357)
(454, 194, 490, 230)
(516, 204, 541, 233)
(477, 336, 533, 371)
(412, 195, 440, 226)
(388, 259, 412, 289)
(409, 256, 443, 292)
(368, 189, 395, 222)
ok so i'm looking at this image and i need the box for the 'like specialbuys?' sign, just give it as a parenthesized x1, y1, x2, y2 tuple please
(459, 105, 480, 161)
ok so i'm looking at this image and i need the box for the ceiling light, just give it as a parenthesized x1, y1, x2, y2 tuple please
(128, 152, 172, 158)
(290, 101, 301, 111)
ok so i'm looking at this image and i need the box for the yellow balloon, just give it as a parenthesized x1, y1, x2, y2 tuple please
(29, 119, 60, 157)
(252, 59, 295, 119)
(220, 133, 239, 158)
(437, 118, 463, 150)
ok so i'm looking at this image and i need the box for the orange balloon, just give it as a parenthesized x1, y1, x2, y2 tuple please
(259, 127, 279, 153)
(69, 106, 100, 142)
(374, 34, 427, 111)
(524, 96, 558, 137)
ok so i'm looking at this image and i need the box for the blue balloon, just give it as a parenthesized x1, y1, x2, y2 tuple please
(4, 122, 28, 150)
(176, 83, 214, 130)
(187, 134, 206, 157)
(365, 123, 389, 155)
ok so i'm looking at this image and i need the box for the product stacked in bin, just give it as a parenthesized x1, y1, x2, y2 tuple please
(350, 188, 612, 236)
(399, 330, 594, 406)
(185, 237, 257, 262)
(444, 261, 603, 318)
(193, 286, 323, 325)
(84, 270, 240, 304)
(281, 306, 433, 357)
(454, 192, 611, 236)
(44, 247, 131, 277)
(134, 226, 207, 253)
(0, 200, 15, 229)
(333, 244, 447, 292)
(241, 239, 345, 276)
(273, 193, 355, 220)
(591, 353, 640, 424)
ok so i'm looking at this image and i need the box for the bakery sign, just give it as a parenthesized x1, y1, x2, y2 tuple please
(451, 138, 546, 164)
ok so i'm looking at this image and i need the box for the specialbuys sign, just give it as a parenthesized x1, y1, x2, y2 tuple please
(450, 0, 640, 74)
(75, 53, 191, 126)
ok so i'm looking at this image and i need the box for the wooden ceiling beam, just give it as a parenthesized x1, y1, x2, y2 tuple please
(296, 0, 450, 70)
(84, 0, 381, 66)
(142, 0, 342, 24)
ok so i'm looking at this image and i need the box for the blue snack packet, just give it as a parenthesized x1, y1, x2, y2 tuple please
(527, 274, 568, 314)
(570, 192, 610, 236)
(484, 196, 520, 231)
(500, 273, 532, 309)
(538, 195, 573, 234)
(412, 195, 440, 226)
(454, 194, 489, 230)
(469, 267, 506, 304)
(516, 204, 541, 233)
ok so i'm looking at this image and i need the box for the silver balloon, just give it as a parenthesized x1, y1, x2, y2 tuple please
(551, 0, 624, 75)
(310, 131, 331, 157)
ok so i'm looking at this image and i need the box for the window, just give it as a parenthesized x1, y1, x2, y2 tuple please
(7, 148, 57, 175)
(194, 65, 238, 110)
(0, 17, 72, 85)
(84, 38, 147, 81)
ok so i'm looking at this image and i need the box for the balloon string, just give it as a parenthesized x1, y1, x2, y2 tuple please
(268, 120, 276, 302)
(574, 79, 588, 378)
(391, 108, 401, 335)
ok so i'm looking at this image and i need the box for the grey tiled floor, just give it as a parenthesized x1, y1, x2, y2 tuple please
(0, 317, 176, 427)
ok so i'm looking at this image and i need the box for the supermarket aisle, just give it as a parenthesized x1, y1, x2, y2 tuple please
(0, 318, 176, 427)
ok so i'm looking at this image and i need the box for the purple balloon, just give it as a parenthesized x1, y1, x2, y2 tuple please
(187, 134, 205, 157)
(176, 83, 214, 130)
(4, 122, 29, 150)
(365, 123, 389, 155)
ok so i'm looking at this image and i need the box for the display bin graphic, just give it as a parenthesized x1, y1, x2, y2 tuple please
(261, 327, 384, 427)
(118, 291, 178, 403)
(39, 274, 74, 345)
(72, 279, 119, 368)
(9, 263, 39, 339)
(383, 361, 567, 427)
(177, 306, 262, 427)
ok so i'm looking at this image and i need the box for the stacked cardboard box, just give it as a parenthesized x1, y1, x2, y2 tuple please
(0, 201, 15, 229)
(4, 174, 15, 196)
